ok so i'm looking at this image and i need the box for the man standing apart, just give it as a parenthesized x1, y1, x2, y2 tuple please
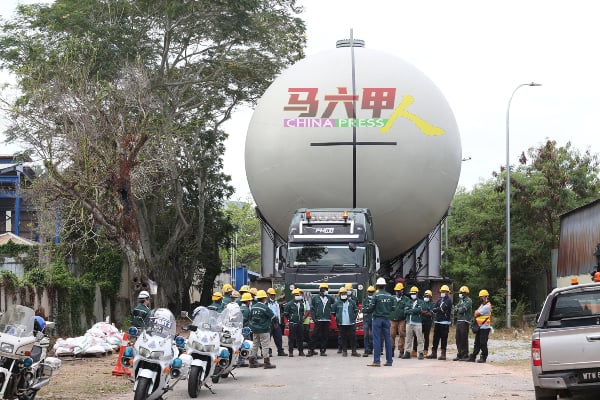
(249, 290, 277, 369)
(426, 284, 453, 360)
(468, 289, 492, 363)
(453, 286, 472, 361)
(307, 283, 335, 357)
(267, 288, 287, 356)
(364, 277, 395, 367)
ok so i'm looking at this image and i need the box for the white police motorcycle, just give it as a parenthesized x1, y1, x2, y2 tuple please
(182, 306, 221, 398)
(0, 305, 61, 400)
(121, 308, 187, 400)
(211, 303, 251, 383)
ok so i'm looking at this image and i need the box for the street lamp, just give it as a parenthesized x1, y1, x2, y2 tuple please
(506, 82, 541, 328)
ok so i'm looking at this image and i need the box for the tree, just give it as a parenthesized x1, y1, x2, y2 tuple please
(0, 0, 306, 312)
(446, 140, 600, 320)
(219, 200, 261, 274)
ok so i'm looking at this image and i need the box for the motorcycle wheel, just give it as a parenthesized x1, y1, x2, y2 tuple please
(133, 377, 152, 400)
(18, 390, 38, 400)
(187, 365, 204, 398)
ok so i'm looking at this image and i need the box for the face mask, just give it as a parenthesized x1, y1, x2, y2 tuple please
(459, 293, 463, 299)
(294, 296, 302, 301)
(410, 294, 417, 300)
(440, 293, 446, 298)
(340, 295, 348, 300)
(367, 295, 373, 299)
(322, 290, 328, 296)
(424, 297, 430, 302)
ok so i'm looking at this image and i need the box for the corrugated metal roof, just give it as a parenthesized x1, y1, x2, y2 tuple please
(557, 201, 600, 276)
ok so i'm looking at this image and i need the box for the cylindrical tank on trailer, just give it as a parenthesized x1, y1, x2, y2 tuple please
(245, 40, 461, 261)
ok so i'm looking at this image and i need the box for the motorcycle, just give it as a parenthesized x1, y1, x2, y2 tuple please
(182, 306, 221, 398)
(0, 304, 61, 400)
(120, 308, 187, 400)
(211, 303, 250, 383)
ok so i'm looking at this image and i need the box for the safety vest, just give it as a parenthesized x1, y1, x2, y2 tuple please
(475, 301, 492, 327)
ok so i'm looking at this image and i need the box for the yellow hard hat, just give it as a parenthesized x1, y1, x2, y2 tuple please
(410, 286, 419, 294)
(291, 288, 301, 296)
(267, 288, 277, 295)
(241, 293, 253, 302)
(319, 283, 329, 289)
(344, 283, 353, 289)
(479, 289, 489, 297)
(424, 289, 433, 296)
(256, 290, 268, 299)
(338, 287, 347, 294)
(222, 284, 233, 293)
(394, 282, 404, 291)
(367, 286, 376, 292)
(231, 290, 240, 298)
(459, 286, 469, 294)
(212, 291, 223, 301)
(440, 285, 450, 292)
(239, 285, 250, 293)
(249, 287, 258, 295)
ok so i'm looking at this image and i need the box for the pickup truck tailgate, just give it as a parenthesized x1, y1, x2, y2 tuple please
(539, 324, 600, 371)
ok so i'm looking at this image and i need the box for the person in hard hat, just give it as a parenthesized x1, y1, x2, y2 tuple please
(283, 288, 305, 357)
(237, 292, 254, 368)
(417, 289, 434, 357)
(390, 281, 409, 358)
(307, 283, 335, 357)
(468, 289, 492, 363)
(237, 285, 251, 304)
(131, 290, 151, 328)
(249, 290, 277, 369)
(208, 291, 225, 313)
(249, 287, 259, 306)
(401, 286, 425, 360)
(222, 283, 234, 305)
(362, 285, 376, 357)
(266, 287, 287, 356)
(453, 285, 473, 361)
(426, 284, 453, 360)
(337, 283, 357, 353)
(332, 287, 361, 357)
(300, 289, 313, 353)
(363, 277, 395, 367)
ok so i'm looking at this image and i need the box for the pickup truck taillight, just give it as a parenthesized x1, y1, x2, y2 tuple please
(531, 338, 541, 366)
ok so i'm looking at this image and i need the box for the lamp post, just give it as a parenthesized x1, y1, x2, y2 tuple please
(506, 82, 541, 328)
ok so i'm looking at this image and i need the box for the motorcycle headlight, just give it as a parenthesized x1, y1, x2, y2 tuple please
(221, 336, 233, 345)
(0, 342, 14, 353)
(192, 342, 214, 352)
(139, 347, 164, 359)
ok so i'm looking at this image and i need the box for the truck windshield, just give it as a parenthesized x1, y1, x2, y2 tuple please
(288, 244, 365, 267)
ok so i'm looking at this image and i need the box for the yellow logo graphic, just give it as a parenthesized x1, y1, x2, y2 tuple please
(380, 95, 444, 136)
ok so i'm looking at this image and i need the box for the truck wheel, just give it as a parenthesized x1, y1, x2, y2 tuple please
(534, 386, 557, 400)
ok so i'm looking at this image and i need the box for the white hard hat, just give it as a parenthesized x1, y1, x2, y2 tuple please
(138, 290, 150, 299)
(376, 277, 386, 286)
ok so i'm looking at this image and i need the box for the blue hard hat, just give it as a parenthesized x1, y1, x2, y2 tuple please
(34, 316, 45, 332)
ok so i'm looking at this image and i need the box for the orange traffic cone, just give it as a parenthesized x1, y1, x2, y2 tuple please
(112, 332, 132, 377)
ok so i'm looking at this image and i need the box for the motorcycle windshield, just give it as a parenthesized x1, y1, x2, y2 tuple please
(192, 306, 222, 333)
(0, 305, 35, 337)
(146, 308, 176, 338)
(219, 303, 243, 329)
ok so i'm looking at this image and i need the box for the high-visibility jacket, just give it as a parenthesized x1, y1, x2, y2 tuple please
(475, 301, 492, 328)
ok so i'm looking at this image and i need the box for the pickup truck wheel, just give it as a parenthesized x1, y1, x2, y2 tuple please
(534, 386, 557, 400)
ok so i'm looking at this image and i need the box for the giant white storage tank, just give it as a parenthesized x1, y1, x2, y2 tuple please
(245, 40, 461, 261)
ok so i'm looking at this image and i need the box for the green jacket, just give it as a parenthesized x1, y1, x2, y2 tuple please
(405, 298, 424, 324)
(332, 299, 358, 325)
(362, 296, 374, 323)
(310, 294, 335, 321)
(283, 301, 305, 324)
(222, 296, 233, 305)
(389, 295, 410, 321)
(131, 304, 151, 328)
(421, 300, 434, 325)
(363, 289, 395, 319)
(240, 303, 251, 327)
(454, 296, 473, 322)
(249, 301, 277, 334)
(207, 301, 224, 313)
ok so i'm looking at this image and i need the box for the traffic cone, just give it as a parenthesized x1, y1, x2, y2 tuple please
(112, 332, 132, 377)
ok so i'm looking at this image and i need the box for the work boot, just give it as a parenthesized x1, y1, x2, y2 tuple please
(418, 352, 424, 360)
(299, 350, 306, 357)
(401, 351, 411, 359)
(426, 350, 437, 359)
(306, 349, 314, 357)
(351, 350, 361, 357)
(342, 350, 348, 357)
(453, 353, 462, 361)
(288, 352, 293, 357)
(411, 350, 417, 357)
(337, 348, 343, 354)
(362, 351, 370, 357)
(249, 357, 264, 368)
(477, 356, 486, 363)
(467, 354, 476, 362)
(438, 350, 446, 360)
(423, 350, 428, 356)
(278, 350, 288, 356)
(263, 357, 276, 369)
(320, 350, 327, 356)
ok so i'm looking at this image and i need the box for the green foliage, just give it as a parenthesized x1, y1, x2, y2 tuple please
(22, 267, 49, 288)
(0, 270, 19, 290)
(220, 201, 261, 273)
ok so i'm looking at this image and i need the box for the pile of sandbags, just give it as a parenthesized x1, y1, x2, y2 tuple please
(53, 322, 123, 356)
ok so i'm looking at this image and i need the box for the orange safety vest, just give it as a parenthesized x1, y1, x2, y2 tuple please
(475, 301, 492, 326)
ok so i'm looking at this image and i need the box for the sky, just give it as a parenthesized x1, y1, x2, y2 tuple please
(2, 0, 600, 201)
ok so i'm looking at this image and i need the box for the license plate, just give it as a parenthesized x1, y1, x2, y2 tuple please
(579, 370, 600, 383)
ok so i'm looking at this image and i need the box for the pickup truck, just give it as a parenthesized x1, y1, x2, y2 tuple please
(531, 282, 600, 399)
